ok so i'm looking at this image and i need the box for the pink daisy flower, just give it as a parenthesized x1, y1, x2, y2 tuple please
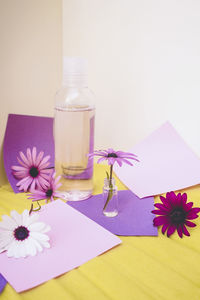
(88, 148, 139, 166)
(152, 191, 200, 238)
(89, 148, 139, 213)
(11, 147, 53, 192)
(28, 172, 63, 203)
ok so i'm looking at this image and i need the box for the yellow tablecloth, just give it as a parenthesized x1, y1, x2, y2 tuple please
(1, 164, 200, 300)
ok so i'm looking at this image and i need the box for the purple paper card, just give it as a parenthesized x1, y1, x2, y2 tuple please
(3, 114, 54, 193)
(0, 274, 7, 293)
(68, 190, 157, 236)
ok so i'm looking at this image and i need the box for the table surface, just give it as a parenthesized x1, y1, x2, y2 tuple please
(1, 164, 200, 300)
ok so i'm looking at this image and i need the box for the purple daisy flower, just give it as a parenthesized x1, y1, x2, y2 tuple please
(89, 148, 139, 167)
(28, 172, 63, 203)
(11, 147, 53, 192)
(152, 191, 200, 238)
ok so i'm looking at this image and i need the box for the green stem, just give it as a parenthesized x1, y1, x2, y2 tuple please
(103, 164, 113, 211)
(29, 201, 41, 215)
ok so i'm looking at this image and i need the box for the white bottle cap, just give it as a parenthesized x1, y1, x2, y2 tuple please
(63, 57, 88, 87)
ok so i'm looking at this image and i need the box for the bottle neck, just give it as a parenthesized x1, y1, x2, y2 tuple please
(62, 74, 88, 88)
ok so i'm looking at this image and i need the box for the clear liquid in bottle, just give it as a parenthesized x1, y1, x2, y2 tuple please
(54, 106, 95, 201)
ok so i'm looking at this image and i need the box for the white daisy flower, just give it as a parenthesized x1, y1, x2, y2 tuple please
(0, 210, 51, 258)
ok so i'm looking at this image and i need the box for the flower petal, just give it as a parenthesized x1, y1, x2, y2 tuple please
(181, 193, 187, 205)
(22, 210, 30, 227)
(160, 196, 171, 209)
(20, 177, 33, 192)
(107, 157, 115, 165)
(26, 237, 37, 256)
(30, 231, 50, 241)
(176, 193, 182, 205)
(39, 162, 50, 170)
(38, 155, 50, 169)
(19, 151, 31, 167)
(97, 157, 106, 164)
(177, 225, 183, 238)
(25, 213, 39, 227)
(26, 148, 33, 165)
(11, 165, 27, 171)
(53, 191, 63, 198)
(1, 215, 17, 230)
(39, 240, 50, 249)
(35, 151, 44, 167)
(7, 240, 18, 258)
(0, 232, 14, 251)
(119, 158, 134, 166)
(166, 192, 176, 204)
(184, 202, 194, 211)
(186, 213, 199, 220)
(54, 175, 61, 185)
(154, 203, 169, 211)
(161, 223, 169, 234)
(182, 225, 190, 236)
(18, 242, 27, 258)
(30, 179, 36, 192)
(151, 210, 167, 215)
(116, 151, 137, 157)
(12, 170, 27, 179)
(31, 237, 43, 252)
(185, 220, 196, 227)
(114, 158, 122, 167)
(28, 222, 47, 232)
(28, 191, 46, 201)
(17, 156, 29, 168)
(40, 225, 51, 234)
(153, 216, 168, 226)
(167, 225, 176, 237)
(37, 176, 49, 189)
(32, 147, 37, 165)
(16, 176, 32, 192)
(189, 207, 200, 214)
(10, 211, 22, 225)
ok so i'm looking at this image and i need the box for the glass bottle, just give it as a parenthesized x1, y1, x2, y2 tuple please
(103, 178, 118, 217)
(54, 57, 95, 201)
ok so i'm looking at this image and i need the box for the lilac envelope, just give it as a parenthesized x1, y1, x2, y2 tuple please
(3, 114, 54, 193)
(0, 274, 7, 294)
(68, 190, 157, 236)
(114, 122, 200, 198)
(0, 200, 121, 293)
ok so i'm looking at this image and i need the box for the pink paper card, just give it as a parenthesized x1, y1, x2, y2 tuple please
(0, 200, 121, 292)
(114, 122, 200, 198)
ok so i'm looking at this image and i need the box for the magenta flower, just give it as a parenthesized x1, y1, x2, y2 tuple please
(28, 172, 63, 203)
(152, 191, 200, 238)
(89, 148, 139, 167)
(11, 147, 53, 192)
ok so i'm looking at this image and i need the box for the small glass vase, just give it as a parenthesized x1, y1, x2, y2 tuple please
(103, 178, 118, 217)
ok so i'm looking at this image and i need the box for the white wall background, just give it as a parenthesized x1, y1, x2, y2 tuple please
(0, 0, 62, 185)
(63, 0, 200, 154)
(1, 1, 200, 185)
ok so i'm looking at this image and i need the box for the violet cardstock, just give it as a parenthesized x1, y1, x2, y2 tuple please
(0, 200, 121, 293)
(3, 114, 54, 193)
(68, 190, 157, 236)
(114, 122, 200, 198)
(0, 274, 7, 294)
